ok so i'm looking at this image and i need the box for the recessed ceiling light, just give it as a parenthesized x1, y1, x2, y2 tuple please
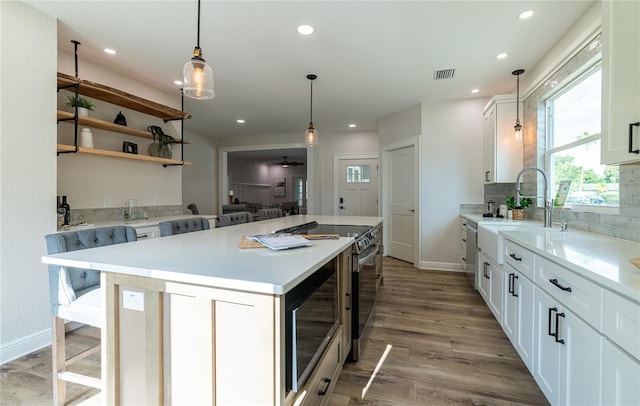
(348, 124, 356, 128)
(471, 89, 479, 94)
(296, 24, 314, 35)
(104, 48, 116, 55)
(236, 119, 245, 124)
(518, 10, 534, 20)
(174, 80, 183, 85)
(496, 53, 508, 60)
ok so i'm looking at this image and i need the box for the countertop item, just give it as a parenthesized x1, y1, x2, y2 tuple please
(43, 215, 383, 295)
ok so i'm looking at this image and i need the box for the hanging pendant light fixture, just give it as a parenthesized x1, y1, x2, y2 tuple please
(305, 74, 318, 147)
(512, 69, 525, 140)
(183, 0, 214, 100)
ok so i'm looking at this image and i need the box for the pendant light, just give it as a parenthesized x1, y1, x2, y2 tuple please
(305, 74, 318, 147)
(512, 69, 525, 140)
(183, 0, 214, 100)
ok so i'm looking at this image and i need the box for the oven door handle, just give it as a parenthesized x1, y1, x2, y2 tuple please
(357, 244, 379, 266)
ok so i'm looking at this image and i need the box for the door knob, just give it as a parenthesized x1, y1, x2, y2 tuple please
(340, 206, 344, 209)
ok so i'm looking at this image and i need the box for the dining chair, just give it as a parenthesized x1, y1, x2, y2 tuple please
(158, 217, 210, 237)
(44, 226, 138, 406)
(217, 212, 253, 227)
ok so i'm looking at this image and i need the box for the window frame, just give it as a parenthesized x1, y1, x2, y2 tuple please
(543, 61, 619, 215)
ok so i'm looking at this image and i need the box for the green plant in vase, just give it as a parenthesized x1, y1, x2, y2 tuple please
(506, 196, 531, 220)
(65, 96, 95, 116)
(147, 125, 176, 159)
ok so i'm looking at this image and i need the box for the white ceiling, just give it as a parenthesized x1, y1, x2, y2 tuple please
(27, 0, 593, 141)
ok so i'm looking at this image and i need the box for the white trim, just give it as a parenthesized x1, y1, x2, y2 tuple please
(381, 136, 421, 268)
(418, 261, 465, 272)
(0, 327, 51, 365)
(332, 153, 379, 216)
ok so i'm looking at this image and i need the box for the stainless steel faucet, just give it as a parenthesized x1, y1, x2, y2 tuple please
(515, 167, 553, 228)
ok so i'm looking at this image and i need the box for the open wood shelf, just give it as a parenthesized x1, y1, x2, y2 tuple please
(58, 72, 191, 121)
(57, 111, 191, 144)
(57, 144, 194, 166)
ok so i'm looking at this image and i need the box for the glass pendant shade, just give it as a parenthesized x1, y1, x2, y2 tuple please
(183, 49, 214, 100)
(305, 123, 318, 147)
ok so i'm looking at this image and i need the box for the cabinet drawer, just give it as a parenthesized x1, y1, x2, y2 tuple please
(504, 240, 534, 280)
(535, 255, 603, 331)
(604, 290, 640, 361)
(299, 329, 343, 406)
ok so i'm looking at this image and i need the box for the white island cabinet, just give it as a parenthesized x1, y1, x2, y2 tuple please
(601, 0, 640, 165)
(42, 215, 382, 405)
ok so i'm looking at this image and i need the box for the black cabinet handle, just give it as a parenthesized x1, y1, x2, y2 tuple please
(318, 377, 331, 396)
(555, 312, 566, 344)
(549, 278, 572, 292)
(509, 253, 522, 261)
(629, 122, 640, 154)
(345, 293, 351, 311)
(485, 171, 491, 182)
(508, 273, 515, 295)
(138, 234, 149, 238)
(483, 262, 490, 279)
(548, 307, 556, 337)
(462, 238, 467, 243)
(512, 275, 519, 297)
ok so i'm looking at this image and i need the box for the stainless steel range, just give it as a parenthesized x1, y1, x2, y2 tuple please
(278, 221, 382, 361)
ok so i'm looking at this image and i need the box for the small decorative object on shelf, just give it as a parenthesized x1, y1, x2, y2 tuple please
(122, 141, 138, 154)
(147, 125, 175, 159)
(114, 111, 128, 126)
(65, 95, 95, 117)
(80, 128, 93, 148)
(60, 195, 71, 226)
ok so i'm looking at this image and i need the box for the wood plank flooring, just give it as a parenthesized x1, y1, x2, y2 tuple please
(329, 257, 548, 406)
(1, 257, 547, 405)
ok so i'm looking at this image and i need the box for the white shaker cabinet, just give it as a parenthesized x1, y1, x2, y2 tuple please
(602, 340, 640, 406)
(503, 265, 535, 371)
(483, 95, 523, 183)
(534, 288, 602, 406)
(601, 0, 640, 165)
(478, 252, 504, 321)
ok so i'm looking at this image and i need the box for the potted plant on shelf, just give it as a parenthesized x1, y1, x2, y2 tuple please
(65, 95, 95, 117)
(147, 125, 176, 159)
(506, 196, 532, 220)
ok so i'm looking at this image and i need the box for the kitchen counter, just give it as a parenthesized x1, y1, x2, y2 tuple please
(58, 213, 217, 231)
(462, 212, 640, 301)
(501, 228, 640, 301)
(43, 215, 382, 295)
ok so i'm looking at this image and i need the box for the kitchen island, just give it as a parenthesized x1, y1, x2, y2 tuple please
(42, 215, 382, 405)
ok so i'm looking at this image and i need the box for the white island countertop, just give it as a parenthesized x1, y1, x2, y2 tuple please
(42, 215, 382, 295)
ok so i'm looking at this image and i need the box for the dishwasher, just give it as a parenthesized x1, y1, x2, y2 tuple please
(465, 220, 478, 290)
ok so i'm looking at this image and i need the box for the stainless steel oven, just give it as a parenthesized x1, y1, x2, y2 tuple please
(285, 259, 339, 393)
(465, 220, 478, 289)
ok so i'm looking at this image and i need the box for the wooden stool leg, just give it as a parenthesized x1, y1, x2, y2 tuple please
(52, 316, 66, 406)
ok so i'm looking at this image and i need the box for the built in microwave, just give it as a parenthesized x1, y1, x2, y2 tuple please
(285, 258, 339, 393)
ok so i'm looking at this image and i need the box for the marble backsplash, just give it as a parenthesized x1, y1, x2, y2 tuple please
(67, 205, 184, 225)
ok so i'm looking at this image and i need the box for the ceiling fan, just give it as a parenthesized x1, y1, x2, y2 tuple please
(275, 156, 304, 167)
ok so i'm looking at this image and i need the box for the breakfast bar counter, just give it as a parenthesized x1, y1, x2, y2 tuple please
(42, 215, 382, 405)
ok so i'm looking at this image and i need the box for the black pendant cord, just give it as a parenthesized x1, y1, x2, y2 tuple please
(516, 73, 520, 121)
(309, 80, 313, 123)
(196, 0, 201, 50)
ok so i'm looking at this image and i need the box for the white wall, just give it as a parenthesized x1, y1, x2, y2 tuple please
(419, 99, 486, 269)
(56, 51, 184, 209)
(0, 1, 57, 362)
(378, 104, 422, 144)
(182, 130, 217, 214)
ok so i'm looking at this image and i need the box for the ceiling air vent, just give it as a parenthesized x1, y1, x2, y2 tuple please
(433, 69, 456, 80)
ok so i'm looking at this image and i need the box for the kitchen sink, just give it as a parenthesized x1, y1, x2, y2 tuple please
(478, 224, 525, 264)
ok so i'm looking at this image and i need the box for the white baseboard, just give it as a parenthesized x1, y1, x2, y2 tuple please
(0, 327, 51, 365)
(418, 261, 465, 272)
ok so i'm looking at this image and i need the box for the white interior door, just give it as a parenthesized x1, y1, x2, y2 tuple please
(338, 158, 378, 216)
(388, 146, 415, 262)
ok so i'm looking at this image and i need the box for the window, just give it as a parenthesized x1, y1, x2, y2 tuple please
(293, 176, 307, 208)
(545, 65, 619, 210)
(346, 165, 371, 183)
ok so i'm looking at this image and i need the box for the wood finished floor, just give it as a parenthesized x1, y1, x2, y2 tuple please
(1, 257, 547, 405)
(329, 257, 548, 406)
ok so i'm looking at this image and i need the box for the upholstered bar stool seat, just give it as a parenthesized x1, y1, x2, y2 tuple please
(158, 217, 210, 237)
(44, 226, 138, 405)
(217, 211, 253, 227)
(258, 208, 282, 220)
